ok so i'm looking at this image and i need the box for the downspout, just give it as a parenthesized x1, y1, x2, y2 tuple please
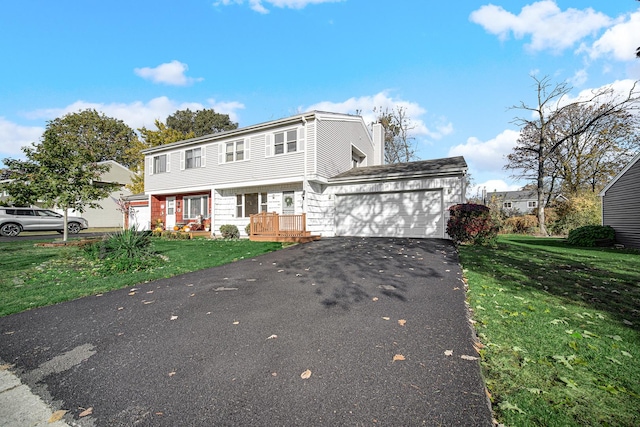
(302, 116, 308, 214)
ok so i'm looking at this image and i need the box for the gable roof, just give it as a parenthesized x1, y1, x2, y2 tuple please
(328, 156, 467, 183)
(599, 151, 640, 196)
(141, 111, 366, 154)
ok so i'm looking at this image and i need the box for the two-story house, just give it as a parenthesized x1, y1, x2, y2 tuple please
(142, 111, 467, 239)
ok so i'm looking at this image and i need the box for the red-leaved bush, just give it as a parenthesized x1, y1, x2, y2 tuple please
(446, 203, 499, 246)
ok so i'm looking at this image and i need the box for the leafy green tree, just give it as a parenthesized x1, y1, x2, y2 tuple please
(2, 120, 121, 241)
(44, 109, 139, 168)
(166, 108, 238, 137)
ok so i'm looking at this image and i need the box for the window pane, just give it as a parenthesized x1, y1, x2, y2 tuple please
(286, 130, 296, 141)
(260, 193, 267, 212)
(236, 194, 243, 217)
(275, 133, 284, 144)
(287, 141, 297, 152)
(236, 141, 244, 161)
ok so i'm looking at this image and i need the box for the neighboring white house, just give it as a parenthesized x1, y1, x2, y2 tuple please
(61, 160, 135, 228)
(141, 111, 468, 239)
(599, 152, 640, 249)
(2, 160, 135, 229)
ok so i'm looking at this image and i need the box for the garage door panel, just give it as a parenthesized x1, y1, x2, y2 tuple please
(335, 190, 443, 238)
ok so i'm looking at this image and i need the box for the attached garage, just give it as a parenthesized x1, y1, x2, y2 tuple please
(335, 189, 443, 238)
(327, 157, 467, 239)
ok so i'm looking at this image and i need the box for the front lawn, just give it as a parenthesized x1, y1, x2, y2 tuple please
(459, 235, 640, 426)
(0, 238, 282, 317)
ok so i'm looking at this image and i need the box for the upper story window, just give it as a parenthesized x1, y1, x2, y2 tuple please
(265, 127, 304, 157)
(153, 154, 167, 174)
(226, 140, 244, 162)
(185, 148, 202, 169)
(528, 201, 538, 208)
(274, 130, 297, 155)
(503, 202, 512, 208)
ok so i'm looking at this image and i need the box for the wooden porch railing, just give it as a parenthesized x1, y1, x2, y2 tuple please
(249, 212, 320, 242)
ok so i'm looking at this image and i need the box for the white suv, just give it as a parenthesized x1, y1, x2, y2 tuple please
(0, 207, 89, 237)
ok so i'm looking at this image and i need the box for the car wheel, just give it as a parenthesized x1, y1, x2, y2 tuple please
(0, 223, 22, 237)
(68, 222, 81, 234)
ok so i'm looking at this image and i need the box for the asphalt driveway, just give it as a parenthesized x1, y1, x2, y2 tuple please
(0, 237, 492, 426)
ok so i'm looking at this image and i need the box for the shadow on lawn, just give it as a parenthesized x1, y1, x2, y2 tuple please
(463, 238, 640, 331)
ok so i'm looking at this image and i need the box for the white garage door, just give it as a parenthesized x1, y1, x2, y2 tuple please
(335, 190, 443, 238)
(130, 206, 150, 231)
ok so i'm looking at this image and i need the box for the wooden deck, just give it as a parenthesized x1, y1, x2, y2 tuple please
(248, 212, 321, 243)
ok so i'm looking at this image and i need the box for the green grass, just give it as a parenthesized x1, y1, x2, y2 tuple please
(0, 238, 282, 317)
(459, 235, 640, 426)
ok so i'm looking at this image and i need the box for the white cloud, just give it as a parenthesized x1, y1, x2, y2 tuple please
(0, 117, 44, 159)
(214, 0, 343, 14)
(134, 60, 203, 86)
(305, 91, 453, 140)
(568, 69, 588, 87)
(470, 1, 611, 52)
(559, 79, 639, 106)
(448, 129, 520, 174)
(25, 96, 245, 130)
(588, 11, 640, 61)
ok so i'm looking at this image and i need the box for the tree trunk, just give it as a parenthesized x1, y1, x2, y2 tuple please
(62, 209, 69, 242)
(537, 141, 548, 236)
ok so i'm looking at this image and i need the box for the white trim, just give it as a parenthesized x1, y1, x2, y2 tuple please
(213, 176, 305, 190)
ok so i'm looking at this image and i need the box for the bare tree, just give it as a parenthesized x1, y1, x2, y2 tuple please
(374, 106, 419, 163)
(506, 75, 640, 235)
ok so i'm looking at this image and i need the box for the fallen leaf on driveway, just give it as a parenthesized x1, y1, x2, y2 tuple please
(461, 355, 479, 361)
(382, 317, 390, 321)
(393, 354, 406, 362)
(398, 319, 406, 326)
(128, 292, 136, 296)
(267, 334, 278, 340)
(49, 410, 67, 422)
(78, 407, 93, 417)
(372, 297, 379, 302)
(301, 369, 312, 379)
(233, 321, 240, 325)
(168, 371, 176, 377)
(170, 315, 178, 321)
(444, 350, 453, 356)
(3, 331, 14, 335)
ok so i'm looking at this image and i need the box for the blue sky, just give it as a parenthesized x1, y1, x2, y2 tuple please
(1, 0, 639, 196)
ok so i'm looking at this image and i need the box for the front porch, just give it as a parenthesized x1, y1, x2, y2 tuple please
(249, 212, 321, 243)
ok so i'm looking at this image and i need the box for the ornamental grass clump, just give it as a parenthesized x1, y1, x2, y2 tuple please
(84, 228, 159, 274)
(446, 203, 499, 246)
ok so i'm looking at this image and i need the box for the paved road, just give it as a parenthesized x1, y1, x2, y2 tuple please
(0, 237, 492, 426)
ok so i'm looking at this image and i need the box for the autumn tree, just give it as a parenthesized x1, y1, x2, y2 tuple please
(2, 121, 121, 241)
(374, 106, 419, 164)
(506, 75, 639, 236)
(166, 108, 238, 137)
